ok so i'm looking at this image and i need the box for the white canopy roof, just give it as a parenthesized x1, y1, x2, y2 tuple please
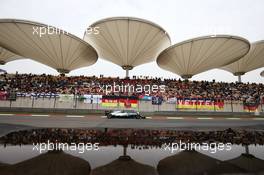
(0, 19, 98, 73)
(0, 46, 21, 65)
(260, 70, 264, 77)
(222, 40, 264, 76)
(156, 35, 250, 79)
(84, 17, 171, 70)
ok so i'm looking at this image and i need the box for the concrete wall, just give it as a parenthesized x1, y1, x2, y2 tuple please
(0, 97, 263, 113)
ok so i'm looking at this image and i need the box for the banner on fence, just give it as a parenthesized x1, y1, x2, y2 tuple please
(102, 99, 118, 107)
(166, 97, 177, 104)
(176, 98, 224, 110)
(59, 94, 74, 102)
(16, 92, 59, 98)
(82, 94, 102, 104)
(7, 92, 17, 101)
(102, 96, 138, 108)
(30, 93, 59, 99)
(0, 91, 7, 100)
(119, 99, 138, 108)
(0, 91, 17, 101)
(152, 96, 163, 105)
(138, 95, 152, 101)
(243, 101, 259, 112)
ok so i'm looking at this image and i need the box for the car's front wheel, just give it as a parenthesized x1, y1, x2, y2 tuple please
(135, 115, 141, 119)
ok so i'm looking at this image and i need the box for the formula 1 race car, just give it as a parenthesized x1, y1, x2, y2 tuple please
(105, 110, 145, 119)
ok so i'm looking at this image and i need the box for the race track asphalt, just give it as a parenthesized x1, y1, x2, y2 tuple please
(0, 114, 264, 136)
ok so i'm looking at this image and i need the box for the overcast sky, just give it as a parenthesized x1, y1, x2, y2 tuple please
(0, 0, 263, 83)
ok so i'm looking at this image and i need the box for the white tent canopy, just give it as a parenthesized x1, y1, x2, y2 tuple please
(156, 35, 250, 79)
(0, 19, 98, 74)
(0, 46, 21, 65)
(84, 17, 171, 77)
(260, 70, 264, 77)
(222, 40, 264, 76)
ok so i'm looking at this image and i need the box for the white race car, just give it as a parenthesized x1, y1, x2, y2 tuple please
(105, 110, 145, 119)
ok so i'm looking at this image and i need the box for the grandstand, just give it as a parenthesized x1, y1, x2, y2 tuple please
(0, 73, 263, 113)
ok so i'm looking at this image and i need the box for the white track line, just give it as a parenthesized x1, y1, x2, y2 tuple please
(66, 115, 85, 118)
(146, 117, 152, 119)
(31, 114, 50, 117)
(226, 118, 241, 120)
(167, 117, 184, 120)
(0, 113, 14, 116)
(101, 116, 107, 118)
(197, 117, 213, 120)
(253, 118, 264, 120)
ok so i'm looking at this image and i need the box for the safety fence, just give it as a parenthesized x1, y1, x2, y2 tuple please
(0, 94, 263, 113)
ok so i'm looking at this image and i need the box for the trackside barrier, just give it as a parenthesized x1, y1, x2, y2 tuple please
(0, 97, 263, 113)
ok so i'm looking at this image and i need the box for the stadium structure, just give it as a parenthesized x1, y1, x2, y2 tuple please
(0, 19, 98, 74)
(0, 14, 264, 175)
(221, 40, 264, 82)
(0, 46, 22, 65)
(83, 17, 171, 77)
(156, 35, 250, 79)
(0, 17, 262, 80)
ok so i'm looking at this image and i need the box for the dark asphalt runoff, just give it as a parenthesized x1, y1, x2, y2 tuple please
(0, 114, 264, 136)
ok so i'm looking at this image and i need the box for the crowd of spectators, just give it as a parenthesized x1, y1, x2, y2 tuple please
(1, 128, 263, 148)
(0, 73, 263, 102)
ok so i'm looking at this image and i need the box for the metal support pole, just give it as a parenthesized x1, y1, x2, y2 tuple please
(123, 145, 127, 156)
(53, 96, 57, 108)
(238, 75, 242, 83)
(9, 99, 12, 108)
(126, 69, 129, 78)
(231, 99, 234, 112)
(32, 97, 35, 108)
(245, 145, 249, 154)
(213, 98, 216, 112)
(196, 98, 198, 111)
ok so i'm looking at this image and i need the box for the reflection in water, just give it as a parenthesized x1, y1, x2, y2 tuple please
(0, 128, 263, 175)
(0, 150, 91, 175)
(227, 152, 264, 173)
(91, 147, 158, 175)
(157, 149, 246, 175)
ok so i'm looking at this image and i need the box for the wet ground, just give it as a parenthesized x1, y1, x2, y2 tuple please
(0, 127, 263, 174)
